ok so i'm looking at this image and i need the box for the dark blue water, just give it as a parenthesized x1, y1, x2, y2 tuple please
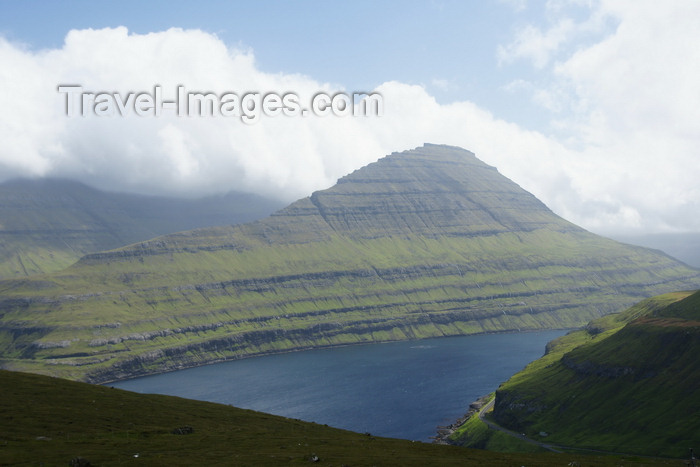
(112, 330, 566, 441)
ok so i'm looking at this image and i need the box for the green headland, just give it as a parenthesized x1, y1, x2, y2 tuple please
(450, 289, 700, 459)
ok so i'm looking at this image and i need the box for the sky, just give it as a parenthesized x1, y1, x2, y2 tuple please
(0, 0, 698, 235)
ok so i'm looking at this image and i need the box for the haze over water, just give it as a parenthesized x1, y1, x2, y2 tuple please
(113, 330, 566, 441)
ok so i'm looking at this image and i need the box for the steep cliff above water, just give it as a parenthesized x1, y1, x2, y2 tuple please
(462, 290, 700, 458)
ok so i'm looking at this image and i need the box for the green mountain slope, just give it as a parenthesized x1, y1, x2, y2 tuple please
(0, 370, 665, 467)
(0, 178, 283, 278)
(0, 144, 698, 383)
(461, 290, 700, 458)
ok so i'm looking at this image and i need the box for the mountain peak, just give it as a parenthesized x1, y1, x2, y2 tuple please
(266, 144, 573, 240)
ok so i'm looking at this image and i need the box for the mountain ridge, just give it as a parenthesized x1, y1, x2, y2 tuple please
(1, 144, 698, 383)
(270, 144, 576, 239)
(0, 178, 284, 278)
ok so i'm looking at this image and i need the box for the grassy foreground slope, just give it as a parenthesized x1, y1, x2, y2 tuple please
(0, 369, 677, 466)
(0, 178, 282, 278)
(1, 144, 698, 383)
(452, 290, 700, 459)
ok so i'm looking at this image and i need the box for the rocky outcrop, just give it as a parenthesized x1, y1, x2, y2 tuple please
(432, 394, 492, 445)
(560, 355, 646, 379)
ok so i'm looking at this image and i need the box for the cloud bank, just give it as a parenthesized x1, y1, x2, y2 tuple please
(1, 1, 698, 234)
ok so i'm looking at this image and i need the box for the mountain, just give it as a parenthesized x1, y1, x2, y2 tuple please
(453, 290, 700, 458)
(0, 144, 698, 383)
(0, 370, 656, 467)
(0, 178, 284, 278)
(611, 232, 700, 269)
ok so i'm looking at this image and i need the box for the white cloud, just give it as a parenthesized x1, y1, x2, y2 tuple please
(0, 27, 389, 200)
(431, 78, 452, 92)
(498, 0, 528, 12)
(498, 19, 576, 68)
(0, 18, 698, 235)
(496, 1, 700, 233)
(556, 1, 700, 140)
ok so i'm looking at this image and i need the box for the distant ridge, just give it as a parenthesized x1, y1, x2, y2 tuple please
(0, 178, 284, 278)
(610, 232, 700, 268)
(0, 144, 698, 383)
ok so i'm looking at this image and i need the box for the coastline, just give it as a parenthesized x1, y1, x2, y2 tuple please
(99, 328, 567, 385)
(431, 393, 493, 445)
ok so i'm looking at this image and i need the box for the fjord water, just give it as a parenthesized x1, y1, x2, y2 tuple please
(112, 330, 566, 441)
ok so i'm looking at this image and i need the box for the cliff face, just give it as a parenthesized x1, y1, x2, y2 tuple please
(271, 146, 568, 239)
(1, 144, 698, 383)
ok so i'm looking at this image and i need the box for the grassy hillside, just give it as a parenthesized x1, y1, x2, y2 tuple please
(452, 290, 700, 458)
(1, 144, 698, 383)
(0, 369, 677, 466)
(0, 178, 283, 278)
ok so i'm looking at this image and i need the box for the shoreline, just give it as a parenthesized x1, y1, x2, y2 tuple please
(431, 393, 493, 445)
(100, 328, 570, 385)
